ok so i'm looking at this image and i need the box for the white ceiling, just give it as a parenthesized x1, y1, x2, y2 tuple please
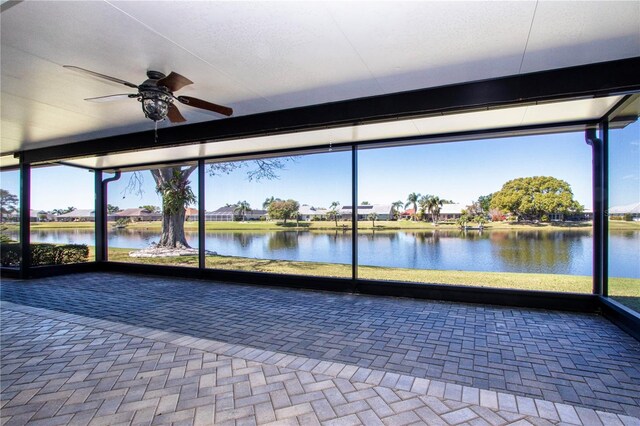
(1, 1, 639, 157)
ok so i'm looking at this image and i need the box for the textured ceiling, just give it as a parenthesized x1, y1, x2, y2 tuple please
(1, 1, 639, 156)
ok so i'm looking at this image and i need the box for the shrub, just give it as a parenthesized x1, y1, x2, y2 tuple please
(0, 243, 20, 266)
(115, 217, 129, 227)
(1, 243, 89, 267)
(624, 213, 633, 222)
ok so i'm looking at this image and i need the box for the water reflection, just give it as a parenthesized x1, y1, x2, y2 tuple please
(30, 229, 95, 245)
(267, 232, 299, 250)
(357, 229, 594, 275)
(491, 231, 582, 273)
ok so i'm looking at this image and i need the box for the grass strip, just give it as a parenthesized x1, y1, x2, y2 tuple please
(106, 247, 638, 310)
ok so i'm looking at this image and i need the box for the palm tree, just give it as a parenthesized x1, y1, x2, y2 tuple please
(262, 196, 277, 209)
(138, 205, 159, 213)
(368, 212, 378, 228)
(405, 193, 420, 221)
(327, 201, 340, 227)
(107, 204, 122, 214)
(418, 194, 432, 221)
(457, 210, 471, 230)
(391, 200, 404, 220)
(234, 200, 252, 222)
(427, 196, 443, 224)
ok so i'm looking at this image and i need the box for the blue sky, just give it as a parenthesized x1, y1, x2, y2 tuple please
(609, 120, 640, 207)
(2, 125, 638, 212)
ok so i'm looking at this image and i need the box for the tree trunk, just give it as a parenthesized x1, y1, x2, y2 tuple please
(158, 206, 189, 248)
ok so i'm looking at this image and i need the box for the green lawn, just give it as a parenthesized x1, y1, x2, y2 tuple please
(105, 247, 639, 310)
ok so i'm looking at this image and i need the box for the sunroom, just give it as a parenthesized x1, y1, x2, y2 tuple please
(1, 1, 639, 424)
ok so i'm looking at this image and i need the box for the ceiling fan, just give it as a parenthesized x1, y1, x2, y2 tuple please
(63, 65, 233, 123)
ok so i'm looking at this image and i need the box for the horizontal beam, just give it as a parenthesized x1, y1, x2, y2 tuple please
(20, 57, 640, 165)
(88, 119, 599, 173)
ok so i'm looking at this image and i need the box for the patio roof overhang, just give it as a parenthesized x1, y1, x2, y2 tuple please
(6, 56, 640, 171)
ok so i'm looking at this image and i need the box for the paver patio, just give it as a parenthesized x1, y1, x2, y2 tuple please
(1, 272, 639, 425)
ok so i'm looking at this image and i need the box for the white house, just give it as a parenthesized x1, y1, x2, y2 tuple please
(114, 208, 162, 222)
(609, 202, 640, 220)
(298, 205, 328, 221)
(340, 204, 393, 221)
(206, 206, 267, 221)
(56, 209, 94, 222)
(438, 204, 466, 221)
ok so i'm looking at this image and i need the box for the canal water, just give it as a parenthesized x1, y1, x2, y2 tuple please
(16, 228, 640, 278)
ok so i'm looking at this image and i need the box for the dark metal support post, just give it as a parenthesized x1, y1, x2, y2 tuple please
(94, 170, 104, 262)
(19, 160, 30, 279)
(198, 160, 205, 269)
(600, 122, 609, 297)
(99, 172, 121, 261)
(351, 145, 358, 288)
(586, 128, 604, 296)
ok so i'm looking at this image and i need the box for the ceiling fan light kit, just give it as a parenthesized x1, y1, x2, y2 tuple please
(63, 65, 233, 123)
(140, 90, 172, 122)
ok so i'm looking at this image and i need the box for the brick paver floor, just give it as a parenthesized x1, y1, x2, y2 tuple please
(1, 272, 640, 424)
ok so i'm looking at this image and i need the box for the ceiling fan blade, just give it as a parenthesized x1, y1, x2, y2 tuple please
(177, 96, 233, 117)
(63, 65, 138, 89)
(157, 72, 193, 92)
(167, 103, 187, 123)
(84, 94, 137, 103)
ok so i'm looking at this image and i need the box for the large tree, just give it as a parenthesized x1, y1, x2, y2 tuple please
(477, 193, 493, 213)
(129, 158, 292, 249)
(267, 199, 299, 224)
(150, 167, 197, 248)
(0, 189, 18, 222)
(490, 176, 583, 221)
